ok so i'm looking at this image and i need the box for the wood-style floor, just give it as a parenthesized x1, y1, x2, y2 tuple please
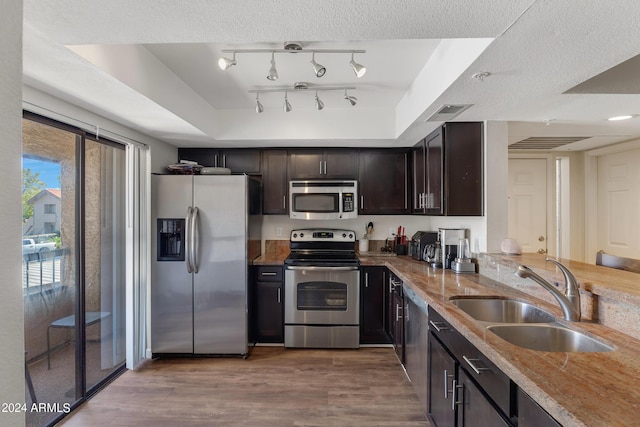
(59, 346, 432, 426)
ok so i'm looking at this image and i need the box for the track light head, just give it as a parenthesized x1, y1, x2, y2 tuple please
(344, 89, 358, 106)
(218, 52, 236, 70)
(255, 94, 264, 114)
(349, 53, 366, 78)
(315, 92, 324, 110)
(283, 92, 292, 112)
(267, 52, 278, 81)
(310, 53, 326, 78)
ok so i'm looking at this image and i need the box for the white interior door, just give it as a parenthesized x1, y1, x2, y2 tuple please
(597, 149, 640, 258)
(508, 158, 548, 254)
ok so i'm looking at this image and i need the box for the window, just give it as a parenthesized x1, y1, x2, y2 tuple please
(44, 204, 56, 214)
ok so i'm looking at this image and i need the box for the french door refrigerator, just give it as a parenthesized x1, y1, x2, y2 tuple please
(151, 174, 262, 357)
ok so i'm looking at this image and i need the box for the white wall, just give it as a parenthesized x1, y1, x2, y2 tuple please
(1, 1, 26, 426)
(484, 121, 509, 253)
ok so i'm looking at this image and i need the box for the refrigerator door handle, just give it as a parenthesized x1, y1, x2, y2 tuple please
(186, 207, 194, 273)
(192, 207, 200, 273)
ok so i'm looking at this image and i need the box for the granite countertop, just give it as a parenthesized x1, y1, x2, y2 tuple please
(363, 255, 640, 427)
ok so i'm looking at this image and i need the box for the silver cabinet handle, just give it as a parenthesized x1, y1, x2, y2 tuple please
(320, 161, 323, 175)
(405, 304, 409, 322)
(261, 272, 277, 276)
(365, 272, 369, 288)
(452, 380, 463, 410)
(462, 355, 490, 375)
(277, 287, 281, 304)
(444, 369, 455, 399)
(185, 207, 193, 273)
(214, 154, 219, 167)
(404, 174, 408, 210)
(323, 160, 327, 175)
(191, 207, 200, 273)
(222, 154, 226, 168)
(396, 304, 403, 321)
(360, 195, 364, 210)
(429, 320, 449, 332)
(283, 195, 286, 210)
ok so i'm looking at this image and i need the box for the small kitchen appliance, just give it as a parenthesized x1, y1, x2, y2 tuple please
(451, 237, 476, 273)
(409, 231, 438, 261)
(438, 228, 468, 269)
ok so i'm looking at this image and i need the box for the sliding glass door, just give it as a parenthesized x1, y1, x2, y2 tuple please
(22, 113, 126, 426)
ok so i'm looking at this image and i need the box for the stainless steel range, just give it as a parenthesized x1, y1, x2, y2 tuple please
(284, 228, 360, 348)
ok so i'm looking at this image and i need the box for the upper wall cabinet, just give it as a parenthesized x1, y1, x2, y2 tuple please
(262, 150, 288, 215)
(412, 122, 483, 216)
(288, 149, 358, 179)
(178, 148, 261, 174)
(359, 149, 410, 215)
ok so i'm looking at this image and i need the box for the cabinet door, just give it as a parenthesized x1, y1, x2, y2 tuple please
(288, 150, 325, 179)
(262, 150, 288, 214)
(517, 388, 560, 427)
(178, 147, 218, 167)
(412, 140, 427, 214)
(444, 122, 483, 216)
(457, 368, 511, 427)
(426, 129, 444, 215)
(429, 333, 456, 427)
(219, 149, 261, 174)
(359, 150, 409, 214)
(360, 267, 391, 344)
(324, 150, 358, 179)
(393, 286, 404, 363)
(255, 281, 284, 343)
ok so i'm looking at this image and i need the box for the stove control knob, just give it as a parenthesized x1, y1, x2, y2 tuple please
(300, 232, 304, 238)
(342, 233, 347, 238)
(293, 233, 297, 238)
(348, 233, 353, 239)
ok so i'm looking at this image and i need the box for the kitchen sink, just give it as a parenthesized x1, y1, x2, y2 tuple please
(449, 296, 557, 323)
(487, 324, 615, 352)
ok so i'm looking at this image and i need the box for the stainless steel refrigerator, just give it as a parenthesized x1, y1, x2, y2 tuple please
(151, 174, 262, 356)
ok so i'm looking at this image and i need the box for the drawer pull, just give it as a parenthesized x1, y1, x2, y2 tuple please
(261, 272, 277, 276)
(463, 355, 490, 375)
(429, 320, 449, 332)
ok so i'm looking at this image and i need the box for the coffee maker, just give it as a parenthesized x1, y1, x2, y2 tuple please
(438, 228, 468, 269)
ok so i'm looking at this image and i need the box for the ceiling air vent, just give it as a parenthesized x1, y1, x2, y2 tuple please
(509, 136, 588, 150)
(426, 104, 472, 121)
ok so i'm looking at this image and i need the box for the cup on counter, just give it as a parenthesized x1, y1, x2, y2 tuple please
(359, 238, 369, 253)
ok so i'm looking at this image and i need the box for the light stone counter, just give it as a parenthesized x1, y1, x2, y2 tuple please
(358, 254, 640, 427)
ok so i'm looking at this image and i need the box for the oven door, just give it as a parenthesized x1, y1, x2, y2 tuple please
(284, 266, 360, 325)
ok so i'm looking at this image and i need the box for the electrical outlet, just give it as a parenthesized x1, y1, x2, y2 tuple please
(275, 227, 283, 237)
(388, 227, 396, 238)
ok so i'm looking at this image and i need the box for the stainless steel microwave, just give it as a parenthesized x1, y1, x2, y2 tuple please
(289, 180, 358, 220)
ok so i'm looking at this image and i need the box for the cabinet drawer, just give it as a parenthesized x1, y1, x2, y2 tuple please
(428, 307, 512, 417)
(255, 266, 283, 282)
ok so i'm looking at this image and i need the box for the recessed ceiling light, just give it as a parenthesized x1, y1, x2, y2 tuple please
(608, 115, 633, 121)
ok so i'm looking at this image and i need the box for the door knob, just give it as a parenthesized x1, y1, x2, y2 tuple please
(537, 248, 547, 254)
(538, 236, 545, 242)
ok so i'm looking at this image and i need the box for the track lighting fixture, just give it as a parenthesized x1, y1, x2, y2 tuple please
(283, 92, 292, 112)
(217, 52, 236, 70)
(248, 83, 356, 113)
(349, 53, 366, 78)
(310, 52, 326, 78)
(219, 43, 366, 79)
(267, 52, 278, 81)
(344, 89, 358, 106)
(315, 91, 324, 110)
(255, 93, 264, 114)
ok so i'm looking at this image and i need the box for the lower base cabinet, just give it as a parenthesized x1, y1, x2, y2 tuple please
(404, 287, 429, 416)
(360, 266, 391, 344)
(253, 266, 284, 343)
(427, 306, 561, 427)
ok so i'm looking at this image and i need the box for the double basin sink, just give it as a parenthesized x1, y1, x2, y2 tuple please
(449, 296, 614, 352)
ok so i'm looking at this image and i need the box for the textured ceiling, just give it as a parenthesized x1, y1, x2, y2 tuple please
(21, 0, 640, 149)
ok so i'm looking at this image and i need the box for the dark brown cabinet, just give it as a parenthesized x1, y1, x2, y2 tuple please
(178, 148, 261, 174)
(253, 265, 284, 343)
(359, 149, 410, 214)
(261, 150, 288, 214)
(517, 388, 561, 427)
(412, 122, 483, 216)
(428, 307, 513, 427)
(288, 149, 358, 179)
(360, 266, 391, 344)
(386, 272, 404, 363)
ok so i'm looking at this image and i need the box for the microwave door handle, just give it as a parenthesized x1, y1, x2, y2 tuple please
(185, 207, 193, 273)
(191, 207, 200, 273)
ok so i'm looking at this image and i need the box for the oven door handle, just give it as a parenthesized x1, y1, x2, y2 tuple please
(285, 266, 359, 271)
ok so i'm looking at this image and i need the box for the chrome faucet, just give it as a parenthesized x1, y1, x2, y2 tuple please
(515, 258, 581, 321)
